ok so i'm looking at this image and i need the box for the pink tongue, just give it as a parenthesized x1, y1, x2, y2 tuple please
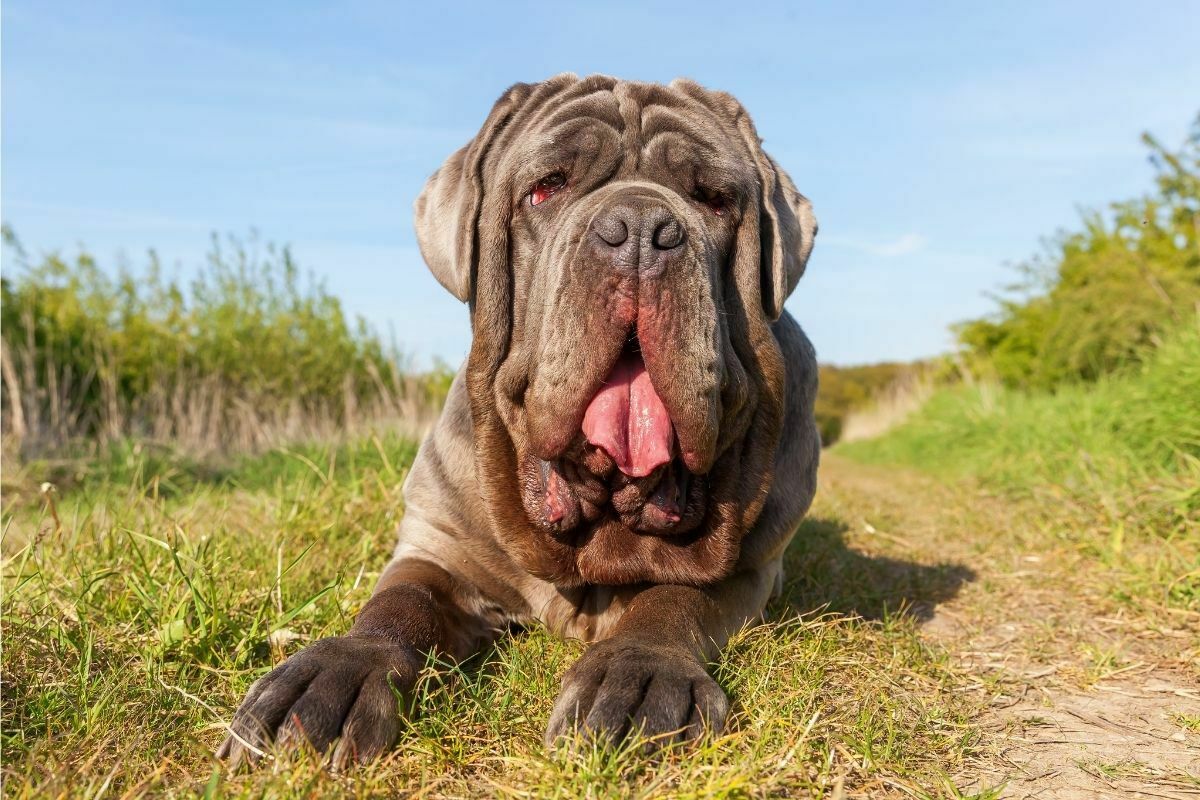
(582, 350, 674, 477)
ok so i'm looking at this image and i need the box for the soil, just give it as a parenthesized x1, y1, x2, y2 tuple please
(815, 455, 1200, 799)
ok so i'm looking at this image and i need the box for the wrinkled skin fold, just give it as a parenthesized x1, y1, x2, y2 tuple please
(219, 74, 821, 767)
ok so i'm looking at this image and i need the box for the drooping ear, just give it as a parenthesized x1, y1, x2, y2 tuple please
(738, 123, 818, 320)
(748, 146, 816, 319)
(413, 82, 537, 304)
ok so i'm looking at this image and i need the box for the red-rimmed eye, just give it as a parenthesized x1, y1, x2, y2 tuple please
(691, 186, 727, 215)
(530, 173, 566, 206)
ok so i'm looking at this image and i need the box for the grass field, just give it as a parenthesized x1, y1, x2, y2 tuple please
(4, 411, 1198, 797)
(1, 435, 982, 799)
(4, 84, 1197, 800)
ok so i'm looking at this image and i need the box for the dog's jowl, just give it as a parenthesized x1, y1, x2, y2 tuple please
(219, 74, 820, 768)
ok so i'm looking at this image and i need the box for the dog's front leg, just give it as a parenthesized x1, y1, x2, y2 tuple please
(219, 558, 497, 769)
(545, 568, 776, 749)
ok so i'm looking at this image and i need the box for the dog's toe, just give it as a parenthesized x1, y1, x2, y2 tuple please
(546, 638, 727, 751)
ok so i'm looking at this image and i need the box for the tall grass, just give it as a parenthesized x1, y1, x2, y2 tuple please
(840, 319, 1200, 491)
(814, 361, 925, 446)
(840, 319, 1200, 609)
(1, 228, 450, 459)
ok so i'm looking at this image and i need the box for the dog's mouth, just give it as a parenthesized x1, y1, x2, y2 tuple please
(581, 341, 674, 478)
(520, 339, 707, 538)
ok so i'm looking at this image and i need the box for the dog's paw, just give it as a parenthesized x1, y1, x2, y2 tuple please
(544, 638, 728, 750)
(217, 635, 420, 770)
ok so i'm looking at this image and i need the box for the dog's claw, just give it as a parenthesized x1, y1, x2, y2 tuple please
(545, 638, 727, 751)
(218, 635, 417, 769)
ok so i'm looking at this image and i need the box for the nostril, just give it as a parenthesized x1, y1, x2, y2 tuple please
(652, 218, 685, 250)
(594, 217, 629, 247)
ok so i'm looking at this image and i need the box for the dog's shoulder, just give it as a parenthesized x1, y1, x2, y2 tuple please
(734, 311, 820, 572)
(773, 310, 818, 410)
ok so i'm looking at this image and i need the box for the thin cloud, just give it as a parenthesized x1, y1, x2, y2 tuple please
(823, 232, 928, 258)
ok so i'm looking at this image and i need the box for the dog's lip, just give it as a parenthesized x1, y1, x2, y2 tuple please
(533, 452, 698, 536)
(522, 310, 722, 479)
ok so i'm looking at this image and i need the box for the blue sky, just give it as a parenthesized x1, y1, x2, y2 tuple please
(3, 1, 1198, 367)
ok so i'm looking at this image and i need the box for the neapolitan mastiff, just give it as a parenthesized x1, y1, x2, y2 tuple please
(219, 73, 820, 768)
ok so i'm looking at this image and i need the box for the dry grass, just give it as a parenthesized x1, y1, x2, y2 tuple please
(814, 456, 1200, 799)
(1, 340, 443, 460)
(837, 372, 934, 444)
(1, 230, 451, 462)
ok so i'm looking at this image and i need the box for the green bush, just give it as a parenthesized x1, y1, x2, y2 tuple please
(956, 115, 1200, 389)
(1, 229, 451, 456)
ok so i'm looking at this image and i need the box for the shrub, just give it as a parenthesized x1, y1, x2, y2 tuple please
(1, 229, 451, 457)
(955, 115, 1200, 389)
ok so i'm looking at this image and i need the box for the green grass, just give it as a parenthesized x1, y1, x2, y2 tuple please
(1, 228, 451, 458)
(2, 438, 1001, 798)
(4, 433, 422, 507)
(839, 321, 1200, 612)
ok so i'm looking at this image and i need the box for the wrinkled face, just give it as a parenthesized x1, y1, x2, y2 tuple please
(415, 76, 815, 586)
(495, 86, 758, 542)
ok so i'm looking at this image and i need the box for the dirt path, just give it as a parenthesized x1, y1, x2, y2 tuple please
(813, 455, 1200, 799)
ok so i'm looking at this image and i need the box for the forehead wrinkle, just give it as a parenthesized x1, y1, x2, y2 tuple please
(640, 129, 703, 172)
(486, 79, 581, 178)
(641, 130, 738, 187)
(640, 104, 729, 154)
(613, 83, 644, 173)
(507, 117, 623, 184)
(524, 78, 617, 136)
(540, 92, 624, 136)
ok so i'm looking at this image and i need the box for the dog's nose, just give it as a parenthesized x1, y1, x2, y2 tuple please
(594, 216, 628, 247)
(652, 218, 684, 250)
(591, 204, 685, 275)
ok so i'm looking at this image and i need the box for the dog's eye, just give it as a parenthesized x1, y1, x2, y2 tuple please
(691, 185, 727, 215)
(530, 173, 567, 206)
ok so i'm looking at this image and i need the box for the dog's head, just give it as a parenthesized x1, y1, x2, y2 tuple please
(415, 75, 816, 587)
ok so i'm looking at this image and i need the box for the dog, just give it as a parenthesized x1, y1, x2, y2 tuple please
(219, 73, 820, 769)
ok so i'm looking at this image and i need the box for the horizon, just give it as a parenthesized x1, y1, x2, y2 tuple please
(3, 1, 1198, 368)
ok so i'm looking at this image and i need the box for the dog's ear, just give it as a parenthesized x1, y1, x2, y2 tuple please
(749, 146, 817, 320)
(413, 82, 538, 304)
